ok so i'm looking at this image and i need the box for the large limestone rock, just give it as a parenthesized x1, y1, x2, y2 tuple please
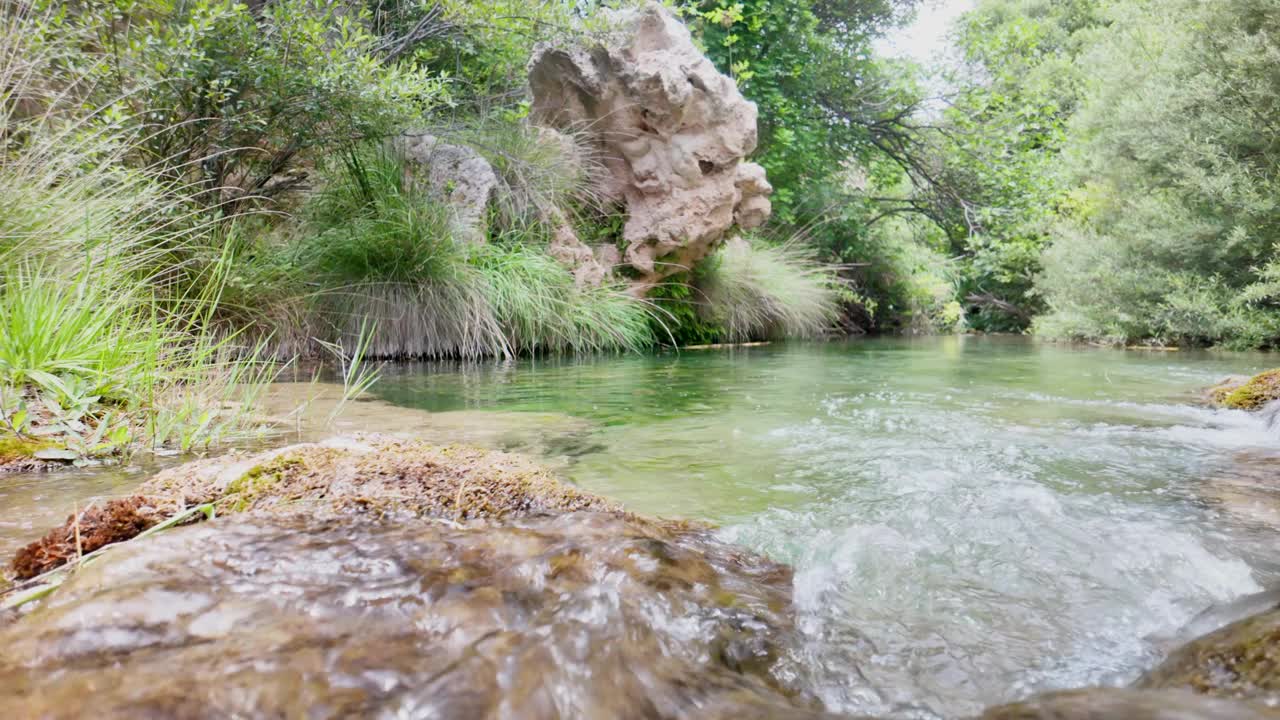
(528, 2, 772, 290)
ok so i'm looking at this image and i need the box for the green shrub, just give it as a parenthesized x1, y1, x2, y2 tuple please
(47, 0, 445, 212)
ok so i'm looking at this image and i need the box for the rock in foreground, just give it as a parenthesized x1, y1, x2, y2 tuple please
(1136, 605, 1280, 703)
(980, 688, 1280, 719)
(0, 511, 831, 719)
(10, 436, 632, 579)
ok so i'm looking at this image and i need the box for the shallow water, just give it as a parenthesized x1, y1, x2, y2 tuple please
(371, 336, 1280, 716)
(3, 336, 1279, 717)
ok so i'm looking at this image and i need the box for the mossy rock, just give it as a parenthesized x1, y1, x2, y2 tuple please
(1136, 606, 1280, 703)
(9, 435, 701, 579)
(1209, 370, 1280, 410)
(980, 688, 1279, 719)
(138, 436, 628, 521)
(0, 434, 63, 473)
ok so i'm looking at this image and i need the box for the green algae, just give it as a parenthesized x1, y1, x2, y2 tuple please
(0, 434, 61, 470)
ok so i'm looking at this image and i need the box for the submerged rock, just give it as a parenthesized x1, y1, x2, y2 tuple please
(8, 436, 640, 579)
(0, 512, 836, 719)
(528, 2, 771, 291)
(261, 381, 599, 462)
(1136, 605, 1280, 703)
(979, 688, 1280, 719)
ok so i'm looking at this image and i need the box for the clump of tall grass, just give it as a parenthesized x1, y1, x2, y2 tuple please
(0, 8, 280, 462)
(447, 119, 608, 227)
(692, 237, 840, 342)
(472, 243, 655, 355)
(289, 143, 655, 358)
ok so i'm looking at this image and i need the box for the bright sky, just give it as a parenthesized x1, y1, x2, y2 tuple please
(874, 0, 975, 65)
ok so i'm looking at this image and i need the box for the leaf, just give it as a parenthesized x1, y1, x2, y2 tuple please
(33, 448, 80, 461)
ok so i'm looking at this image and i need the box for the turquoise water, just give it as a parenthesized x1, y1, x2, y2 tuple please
(373, 336, 1280, 716)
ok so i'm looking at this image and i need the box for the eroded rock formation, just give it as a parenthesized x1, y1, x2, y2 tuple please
(528, 2, 772, 290)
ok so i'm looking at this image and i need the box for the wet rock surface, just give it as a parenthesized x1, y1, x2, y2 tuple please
(0, 511, 829, 719)
(979, 688, 1280, 719)
(1136, 605, 1280, 703)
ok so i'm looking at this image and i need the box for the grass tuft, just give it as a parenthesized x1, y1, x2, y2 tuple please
(692, 237, 841, 343)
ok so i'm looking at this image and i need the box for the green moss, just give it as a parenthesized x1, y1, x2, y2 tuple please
(1222, 369, 1280, 410)
(222, 455, 305, 512)
(0, 435, 58, 463)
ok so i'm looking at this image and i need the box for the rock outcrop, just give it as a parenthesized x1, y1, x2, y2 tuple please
(528, 2, 772, 291)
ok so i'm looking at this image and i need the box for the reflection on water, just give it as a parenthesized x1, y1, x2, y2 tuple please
(3, 336, 1279, 716)
(372, 336, 1280, 716)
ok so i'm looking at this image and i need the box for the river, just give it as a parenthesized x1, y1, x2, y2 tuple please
(3, 336, 1278, 717)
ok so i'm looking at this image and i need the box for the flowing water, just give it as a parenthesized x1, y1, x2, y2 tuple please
(3, 336, 1280, 718)
(370, 336, 1280, 716)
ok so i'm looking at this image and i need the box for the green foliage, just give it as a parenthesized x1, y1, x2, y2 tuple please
(683, 0, 910, 221)
(299, 147, 464, 285)
(894, 0, 1103, 331)
(647, 274, 725, 346)
(42, 0, 444, 211)
(1034, 0, 1280, 348)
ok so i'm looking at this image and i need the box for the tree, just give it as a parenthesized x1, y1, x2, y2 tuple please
(1036, 0, 1280, 347)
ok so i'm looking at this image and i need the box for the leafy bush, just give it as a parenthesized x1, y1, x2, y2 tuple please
(44, 0, 444, 212)
(1034, 0, 1280, 348)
